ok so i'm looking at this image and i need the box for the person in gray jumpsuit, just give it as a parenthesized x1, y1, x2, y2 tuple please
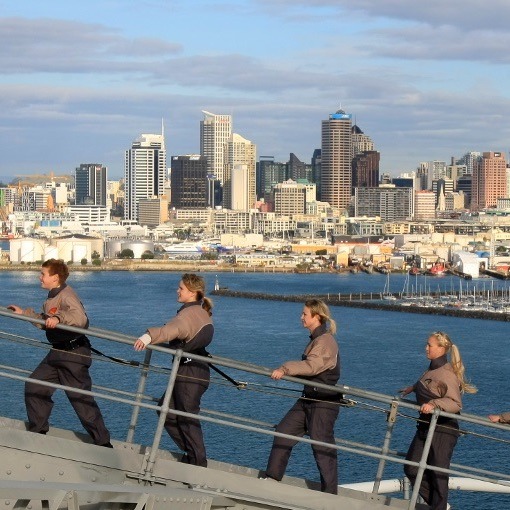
(134, 273, 214, 467)
(8, 258, 112, 447)
(400, 331, 477, 510)
(262, 298, 341, 494)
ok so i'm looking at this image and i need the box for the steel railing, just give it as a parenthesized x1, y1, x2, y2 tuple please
(0, 306, 508, 509)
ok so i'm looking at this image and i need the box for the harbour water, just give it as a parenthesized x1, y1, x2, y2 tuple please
(0, 270, 508, 509)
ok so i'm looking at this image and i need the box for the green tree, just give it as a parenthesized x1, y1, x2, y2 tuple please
(141, 250, 155, 260)
(80, 258, 88, 265)
(119, 249, 134, 259)
(91, 250, 101, 260)
(92, 259, 102, 266)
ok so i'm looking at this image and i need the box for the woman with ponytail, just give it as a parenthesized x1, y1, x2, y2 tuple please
(134, 274, 213, 467)
(400, 331, 477, 510)
(262, 299, 341, 494)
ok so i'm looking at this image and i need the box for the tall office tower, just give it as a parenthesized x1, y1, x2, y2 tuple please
(170, 155, 208, 209)
(124, 133, 166, 222)
(457, 151, 482, 175)
(351, 150, 380, 193)
(321, 109, 352, 213)
(75, 164, 107, 205)
(471, 151, 507, 211)
(287, 153, 311, 181)
(311, 149, 321, 199)
(200, 110, 232, 186)
(223, 133, 256, 210)
(258, 157, 287, 202)
(351, 125, 374, 158)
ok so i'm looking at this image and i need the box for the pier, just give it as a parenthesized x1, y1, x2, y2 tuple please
(211, 289, 510, 321)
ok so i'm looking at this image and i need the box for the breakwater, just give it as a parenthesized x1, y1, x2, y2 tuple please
(211, 289, 510, 322)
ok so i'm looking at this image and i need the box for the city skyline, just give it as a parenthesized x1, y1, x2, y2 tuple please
(1, 1, 510, 181)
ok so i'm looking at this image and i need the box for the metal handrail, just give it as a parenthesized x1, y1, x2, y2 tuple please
(0, 307, 508, 509)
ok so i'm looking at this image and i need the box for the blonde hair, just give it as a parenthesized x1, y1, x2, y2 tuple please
(304, 299, 336, 335)
(181, 273, 213, 316)
(430, 331, 477, 394)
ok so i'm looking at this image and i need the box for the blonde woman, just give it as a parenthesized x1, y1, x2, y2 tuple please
(134, 274, 213, 467)
(262, 299, 341, 494)
(400, 331, 477, 510)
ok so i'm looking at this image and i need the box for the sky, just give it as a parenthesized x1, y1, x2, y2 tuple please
(1, 0, 510, 182)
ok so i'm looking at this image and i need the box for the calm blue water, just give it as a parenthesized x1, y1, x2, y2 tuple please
(0, 270, 508, 509)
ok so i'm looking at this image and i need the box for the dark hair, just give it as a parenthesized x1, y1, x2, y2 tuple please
(42, 259, 69, 285)
(181, 273, 213, 316)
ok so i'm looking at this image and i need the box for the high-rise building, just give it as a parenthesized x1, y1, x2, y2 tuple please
(75, 164, 107, 206)
(223, 133, 256, 210)
(287, 153, 311, 182)
(351, 125, 374, 157)
(272, 179, 306, 215)
(124, 133, 166, 222)
(457, 151, 482, 175)
(257, 157, 287, 202)
(311, 149, 322, 199)
(352, 151, 380, 192)
(170, 155, 208, 209)
(321, 109, 352, 212)
(414, 191, 436, 220)
(471, 151, 507, 211)
(354, 185, 413, 221)
(200, 110, 232, 186)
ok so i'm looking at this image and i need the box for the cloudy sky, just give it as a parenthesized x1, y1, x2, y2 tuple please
(1, 0, 509, 181)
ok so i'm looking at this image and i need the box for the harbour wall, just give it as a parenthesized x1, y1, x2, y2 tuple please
(211, 289, 510, 322)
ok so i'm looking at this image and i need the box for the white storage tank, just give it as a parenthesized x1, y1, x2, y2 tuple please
(105, 239, 124, 259)
(10, 238, 47, 263)
(120, 240, 155, 259)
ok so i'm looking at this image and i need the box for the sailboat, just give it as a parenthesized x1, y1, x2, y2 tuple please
(382, 271, 397, 300)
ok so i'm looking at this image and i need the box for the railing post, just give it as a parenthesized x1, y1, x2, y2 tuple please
(372, 399, 398, 493)
(141, 349, 183, 481)
(408, 410, 440, 510)
(126, 349, 153, 443)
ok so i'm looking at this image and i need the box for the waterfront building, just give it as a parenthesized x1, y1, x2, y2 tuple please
(354, 185, 413, 221)
(124, 133, 166, 222)
(321, 109, 352, 213)
(75, 164, 107, 206)
(471, 151, 507, 211)
(414, 190, 436, 220)
(200, 110, 232, 186)
(170, 155, 208, 209)
(212, 209, 251, 234)
(223, 133, 256, 211)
